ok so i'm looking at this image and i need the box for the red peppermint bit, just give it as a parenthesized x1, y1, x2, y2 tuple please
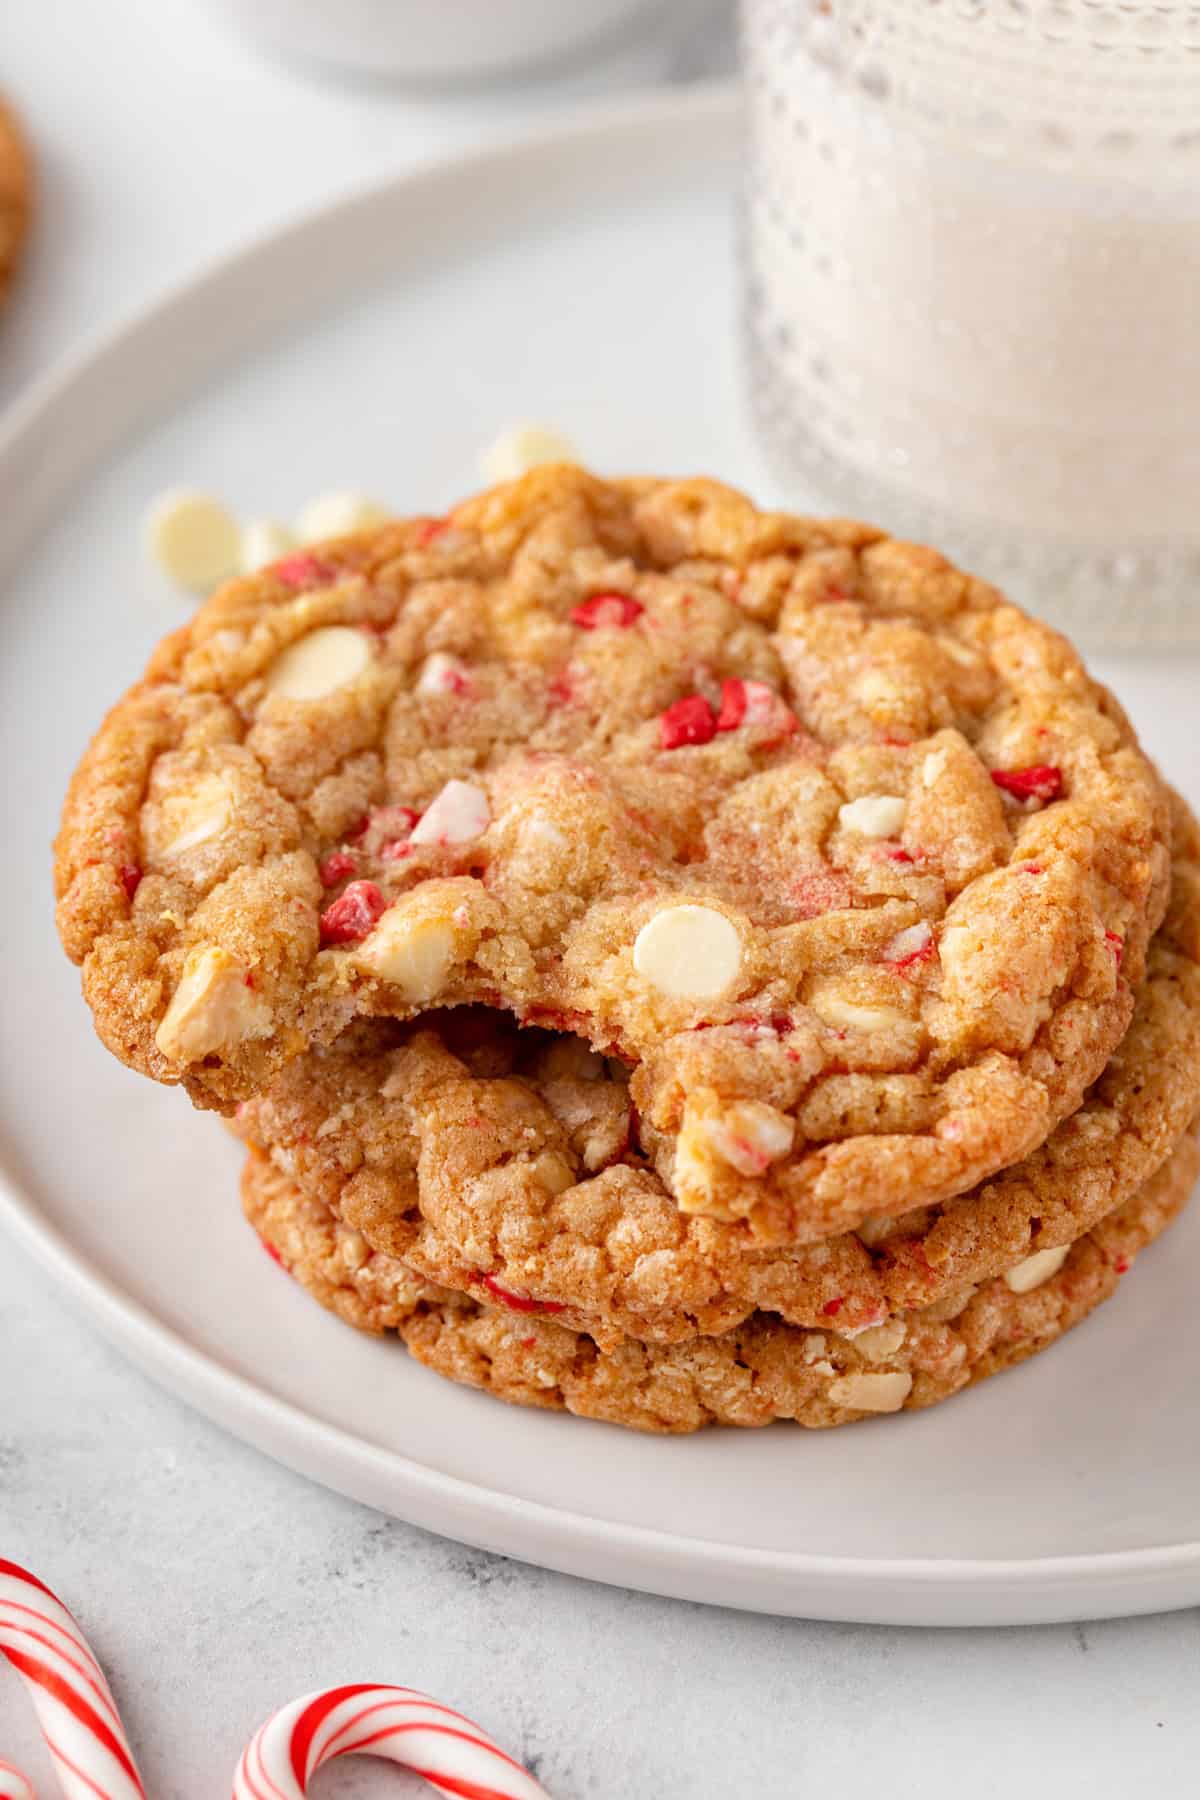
(261, 1237, 284, 1268)
(118, 864, 143, 901)
(318, 850, 357, 888)
(818, 581, 853, 604)
(481, 1274, 566, 1316)
(789, 867, 853, 919)
(822, 1297, 844, 1317)
(1114, 1255, 1131, 1275)
(546, 670, 577, 710)
(319, 879, 387, 945)
(272, 552, 337, 589)
(1105, 929, 1124, 966)
(990, 764, 1064, 804)
(570, 592, 644, 630)
(1021, 862, 1044, 876)
(659, 694, 717, 749)
(715, 679, 748, 730)
(243, 971, 257, 989)
(879, 845, 915, 865)
(520, 1335, 538, 1349)
(414, 516, 449, 547)
(716, 678, 799, 741)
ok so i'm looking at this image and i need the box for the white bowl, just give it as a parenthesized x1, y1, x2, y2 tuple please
(205, 0, 664, 81)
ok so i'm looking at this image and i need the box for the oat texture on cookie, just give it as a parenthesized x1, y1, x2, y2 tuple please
(243, 1119, 1200, 1434)
(57, 468, 1171, 1239)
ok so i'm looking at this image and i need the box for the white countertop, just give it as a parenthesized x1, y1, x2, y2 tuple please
(3, 5, 1199, 1795)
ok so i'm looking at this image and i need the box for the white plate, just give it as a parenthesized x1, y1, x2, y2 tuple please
(3, 85, 1200, 1628)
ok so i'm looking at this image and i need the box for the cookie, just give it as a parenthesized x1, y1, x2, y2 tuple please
(0, 97, 30, 304)
(235, 791, 1200, 1347)
(243, 1122, 1200, 1433)
(57, 469, 1170, 1240)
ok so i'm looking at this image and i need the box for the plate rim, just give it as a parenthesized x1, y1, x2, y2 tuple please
(5, 79, 1198, 1625)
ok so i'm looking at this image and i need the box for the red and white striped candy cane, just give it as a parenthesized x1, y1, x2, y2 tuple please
(233, 1684, 552, 1800)
(0, 1761, 35, 1800)
(0, 1559, 145, 1800)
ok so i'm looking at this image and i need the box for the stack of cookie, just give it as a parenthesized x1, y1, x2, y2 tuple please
(56, 470, 1200, 1433)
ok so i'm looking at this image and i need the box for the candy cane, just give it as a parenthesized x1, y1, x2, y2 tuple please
(0, 1762, 35, 1800)
(0, 1560, 144, 1800)
(233, 1684, 552, 1799)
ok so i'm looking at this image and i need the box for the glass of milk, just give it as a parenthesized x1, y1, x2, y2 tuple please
(741, 1, 1200, 643)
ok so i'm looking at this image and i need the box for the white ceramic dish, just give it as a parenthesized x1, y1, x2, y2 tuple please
(3, 86, 1200, 1627)
(205, 0, 663, 82)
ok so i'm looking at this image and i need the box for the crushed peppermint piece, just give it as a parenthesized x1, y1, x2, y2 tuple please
(272, 552, 338, 590)
(570, 592, 643, 630)
(659, 695, 717, 749)
(119, 864, 143, 901)
(318, 850, 357, 889)
(481, 1274, 566, 1316)
(319, 880, 387, 945)
(990, 764, 1064, 804)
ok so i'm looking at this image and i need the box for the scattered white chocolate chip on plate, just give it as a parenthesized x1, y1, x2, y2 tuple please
(633, 903, 742, 1001)
(239, 518, 296, 575)
(1003, 1244, 1071, 1294)
(264, 626, 372, 701)
(838, 794, 907, 838)
(480, 423, 578, 485)
(295, 490, 390, 543)
(144, 490, 241, 592)
(409, 779, 491, 847)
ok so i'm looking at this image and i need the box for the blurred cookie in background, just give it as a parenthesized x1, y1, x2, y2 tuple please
(0, 94, 31, 304)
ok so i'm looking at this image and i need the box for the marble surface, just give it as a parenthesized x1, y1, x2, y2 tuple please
(3, 4, 1199, 1795)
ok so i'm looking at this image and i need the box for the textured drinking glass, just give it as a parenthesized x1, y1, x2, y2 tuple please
(742, 1, 1200, 643)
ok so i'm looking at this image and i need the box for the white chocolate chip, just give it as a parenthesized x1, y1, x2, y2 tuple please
(704, 1100, 794, 1176)
(340, 1230, 370, 1272)
(883, 921, 933, 964)
(416, 652, 472, 696)
(409, 779, 491, 848)
(814, 995, 911, 1034)
(838, 794, 908, 838)
(264, 626, 372, 701)
(295, 491, 389, 543)
(922, 748, 950, 788)
(850, 1318, 908, 1359)
(520, 814, 569, 855)
(632, 904, 742, 1001)
(532, 1151, 575, 1195)
(239, 518, 296, 575)
(856, 670, 899, 709)
(827, 1371, 913, 1413)
(480, 423, 578, 485)
(353, 908, 459, 1001)
(144, 490, 241, 592)
(800, 1334, 828, 1364)
(1003, 1243, 1071, 1294)
(154, 946, 272, 1063)
(156, 774, 233, 857)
